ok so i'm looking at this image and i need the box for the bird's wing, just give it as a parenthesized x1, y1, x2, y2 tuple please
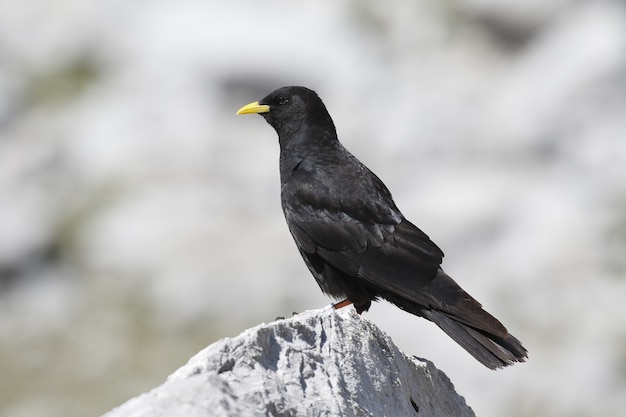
(283, 167, 446, 304)
(288, 197, 503, 332)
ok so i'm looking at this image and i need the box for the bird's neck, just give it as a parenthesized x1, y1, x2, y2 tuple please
(278, 119, 337, 149)
(278, 125, 340, 185)
(279, 125, 339, 161)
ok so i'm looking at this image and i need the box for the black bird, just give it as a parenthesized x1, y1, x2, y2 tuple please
(237, 86, 527, 369)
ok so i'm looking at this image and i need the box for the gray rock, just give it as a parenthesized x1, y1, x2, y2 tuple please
(103, 307, 475, 417)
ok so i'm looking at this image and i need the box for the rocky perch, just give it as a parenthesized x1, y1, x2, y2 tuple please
(103, 307, 474, 417)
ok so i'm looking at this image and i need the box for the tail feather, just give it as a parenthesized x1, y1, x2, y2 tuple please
(377, 267, 527, 369)
(423, 309, 527, 369)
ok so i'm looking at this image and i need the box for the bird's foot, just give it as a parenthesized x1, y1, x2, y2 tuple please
(275, 312, 299, 321)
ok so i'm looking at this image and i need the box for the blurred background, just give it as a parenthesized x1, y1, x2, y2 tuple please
(1, 0, 625, 416)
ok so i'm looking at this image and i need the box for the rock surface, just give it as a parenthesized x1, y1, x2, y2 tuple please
(103, 307, 474, 417)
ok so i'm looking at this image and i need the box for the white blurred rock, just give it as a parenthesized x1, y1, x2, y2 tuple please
(103, 307, 474, 417)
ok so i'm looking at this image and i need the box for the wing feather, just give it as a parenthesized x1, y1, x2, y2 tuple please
(283, 163, 446, 308)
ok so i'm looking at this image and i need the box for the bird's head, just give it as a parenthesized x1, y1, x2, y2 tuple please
(236, 86, 335, 142)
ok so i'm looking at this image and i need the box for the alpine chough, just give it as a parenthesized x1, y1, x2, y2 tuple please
(237, 86, 527, 369)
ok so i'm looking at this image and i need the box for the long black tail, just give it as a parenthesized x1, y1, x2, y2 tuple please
(422, 309, 527, 369)
(385, 269, 527, 369)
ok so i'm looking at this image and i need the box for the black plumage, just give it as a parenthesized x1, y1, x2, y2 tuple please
(237, 86, 527, 369)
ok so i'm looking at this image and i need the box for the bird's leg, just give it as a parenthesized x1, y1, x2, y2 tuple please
(333, 299, 369, 315)
(333, 299, 353, 310)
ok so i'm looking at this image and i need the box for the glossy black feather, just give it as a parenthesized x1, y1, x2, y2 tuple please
(245, 86, 527, 369)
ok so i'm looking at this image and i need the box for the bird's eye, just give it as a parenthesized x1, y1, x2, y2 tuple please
(278, 97, 289, 105)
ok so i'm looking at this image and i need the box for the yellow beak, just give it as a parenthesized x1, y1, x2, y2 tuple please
(236, 101, 270, 115)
